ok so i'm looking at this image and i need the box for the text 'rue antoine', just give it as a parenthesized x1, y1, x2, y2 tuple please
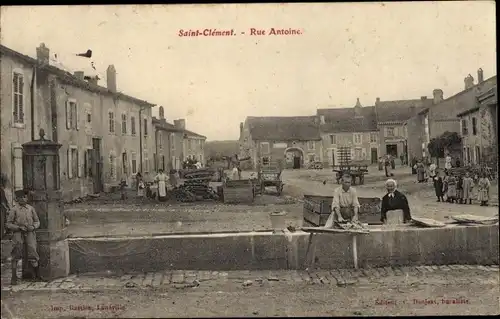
(178, 28, 303, 37)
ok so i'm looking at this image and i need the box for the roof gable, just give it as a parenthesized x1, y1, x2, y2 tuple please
(247, 116, 321, 141)
(375, 99, 431, 124)
(317, 106, 378, 132)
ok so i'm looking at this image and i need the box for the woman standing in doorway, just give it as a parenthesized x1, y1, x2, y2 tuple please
(154, 169, 169, 202)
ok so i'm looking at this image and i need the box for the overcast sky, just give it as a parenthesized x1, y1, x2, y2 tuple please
(1, 2, 496, 141)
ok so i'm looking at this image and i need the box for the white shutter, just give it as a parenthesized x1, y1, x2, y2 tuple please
(77, 150, 82, 177)
(66, 101, 70, 129)
(75, 103, 80, 130)
(67, 148, 72, 179)
(384, 127, 388, 137)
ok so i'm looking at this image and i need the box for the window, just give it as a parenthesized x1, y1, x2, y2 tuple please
(108, 112, 115, 133)
(461, 119, 468, 135)
(200, 141, 204, 150)
(262, 156, 270, 166)
(67, 147, 79, 179)
(308, 141, 315, 150)
(188, 139, 192, 150)
(66, 100, 78, 130)
(475, 146, 481, 164)
(158, 132, 163, 149)
(122, 152, 128, 175)
(121, 114, 127, 134)
(170, 133, 175, 151)
(131, 152, 137, 174)
(386, 127, 395, 137)
(466, 147, 471, 165)
(144, 150, 149, 173)
(131, 116, 136, 135)
(87, 113, 92, 123)
(329, 135, 336, 145)
(370, 133, 377, 143)
(472, 117, 477, 135)
(353, 134, 362, 144)
(143, 118, 148, 136)
(13, 71, 24, 124)
(260, 142, 270, 154)
(109, 154, 116, 180)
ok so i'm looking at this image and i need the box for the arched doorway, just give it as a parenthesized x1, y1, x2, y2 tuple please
(284, 147, 304, 169)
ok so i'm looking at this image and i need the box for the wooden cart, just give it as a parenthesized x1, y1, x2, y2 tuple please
(333, 165, 368, 185)
(258, 165, 284, 196)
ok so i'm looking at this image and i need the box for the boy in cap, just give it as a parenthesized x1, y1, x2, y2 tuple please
(6, 189, 41, 285)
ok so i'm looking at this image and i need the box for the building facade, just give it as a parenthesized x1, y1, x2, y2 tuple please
(239, 116, 322, 170)
(1, 43, 156, 201)
(317, 99, 379, 166)
(153, 108, 206, 171)
(407, 69, 497, 161)
(457, 84, 498, 166)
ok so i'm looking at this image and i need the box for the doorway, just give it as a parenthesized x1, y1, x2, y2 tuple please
(386, 144, 398, 157)
(371, 148, 378, 164)
(293, 156, 301, 169)
(92, 138, 103, 193)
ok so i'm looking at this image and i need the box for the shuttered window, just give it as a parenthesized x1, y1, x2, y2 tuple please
(109, 112, 115, 133)
(66, 100, 78, 130)
(13, 72, 24, 124)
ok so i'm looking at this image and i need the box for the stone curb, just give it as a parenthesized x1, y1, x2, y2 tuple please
(1, 264, 498, 292)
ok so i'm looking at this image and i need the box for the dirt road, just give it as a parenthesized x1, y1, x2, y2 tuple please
(2, 268, 498, 318)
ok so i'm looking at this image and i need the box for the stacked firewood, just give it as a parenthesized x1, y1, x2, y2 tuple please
(171, 169, 219, 202)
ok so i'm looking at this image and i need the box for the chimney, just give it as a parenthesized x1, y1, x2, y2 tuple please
(420, 96, 427, 101)
(432, 89, 443, 104)
(159, 106, 165, 120)
(375, 97, 380, 105)
(106, 65, 117, 92)
(354, 98, 363, 117)
(464, 74, 474, 90)
(478, 68, 484, 83)
(174, 119, 186, 130)
(74, 71, 84, 81)
(36, 43, 50, 65)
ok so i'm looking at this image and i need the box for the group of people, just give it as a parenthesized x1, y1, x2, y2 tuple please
(433, 170, 492, 206)
(133, 169, 177, 202)
(324, 173, 412, 228)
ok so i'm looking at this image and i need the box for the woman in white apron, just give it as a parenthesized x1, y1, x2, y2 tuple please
(154, 169, 169, 202)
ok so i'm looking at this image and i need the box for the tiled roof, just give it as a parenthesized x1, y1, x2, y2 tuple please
(152, 117, 206, 138)
(375, 99, 431, 124)
(0, 44, 154, 107)
(247, 116, 321, 141)
(317, 106, 378, 133)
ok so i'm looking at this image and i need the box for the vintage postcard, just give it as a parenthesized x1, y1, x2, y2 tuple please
(0, 2, 498, 318)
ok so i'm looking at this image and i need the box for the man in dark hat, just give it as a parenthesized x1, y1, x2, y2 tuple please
(6, 189, 42, 285)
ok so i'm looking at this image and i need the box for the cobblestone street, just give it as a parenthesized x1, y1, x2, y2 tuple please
(1, 265, 498, 318)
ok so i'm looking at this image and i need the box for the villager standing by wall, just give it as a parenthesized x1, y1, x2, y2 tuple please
(416, 161, 426, 183)
(154, 169, 168, 202)
(462, 171, 474, 204)
(380, 179, 412, 224)
(6, 190, 42, 285)
(433, 171, 445, 202)
(477, 173, 491, 206)
(136, 172, 145, 198)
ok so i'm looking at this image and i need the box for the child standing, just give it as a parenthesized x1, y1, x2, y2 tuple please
(433, 171, 445, 202)
(456, 174, 464, 204)
(446, 174, 457, 203)
(477, 173, 491, 206)
(462, 171, 474, 204)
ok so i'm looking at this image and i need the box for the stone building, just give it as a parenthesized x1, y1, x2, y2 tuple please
(374, 96, 432, 161)
(0, 43, 156, 201)
(457, 83, 498, 166)
(239, 116, 322, 170)
(406, 69, 497, 161)
(153, 107, 206, 171)
(317, 99, 379, 166)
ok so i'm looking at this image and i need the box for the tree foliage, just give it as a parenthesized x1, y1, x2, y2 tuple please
(427, 131, 462, 159)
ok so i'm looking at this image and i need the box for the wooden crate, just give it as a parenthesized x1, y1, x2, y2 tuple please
(223, 179, 254, 204)
(302, 195, 382, 226)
